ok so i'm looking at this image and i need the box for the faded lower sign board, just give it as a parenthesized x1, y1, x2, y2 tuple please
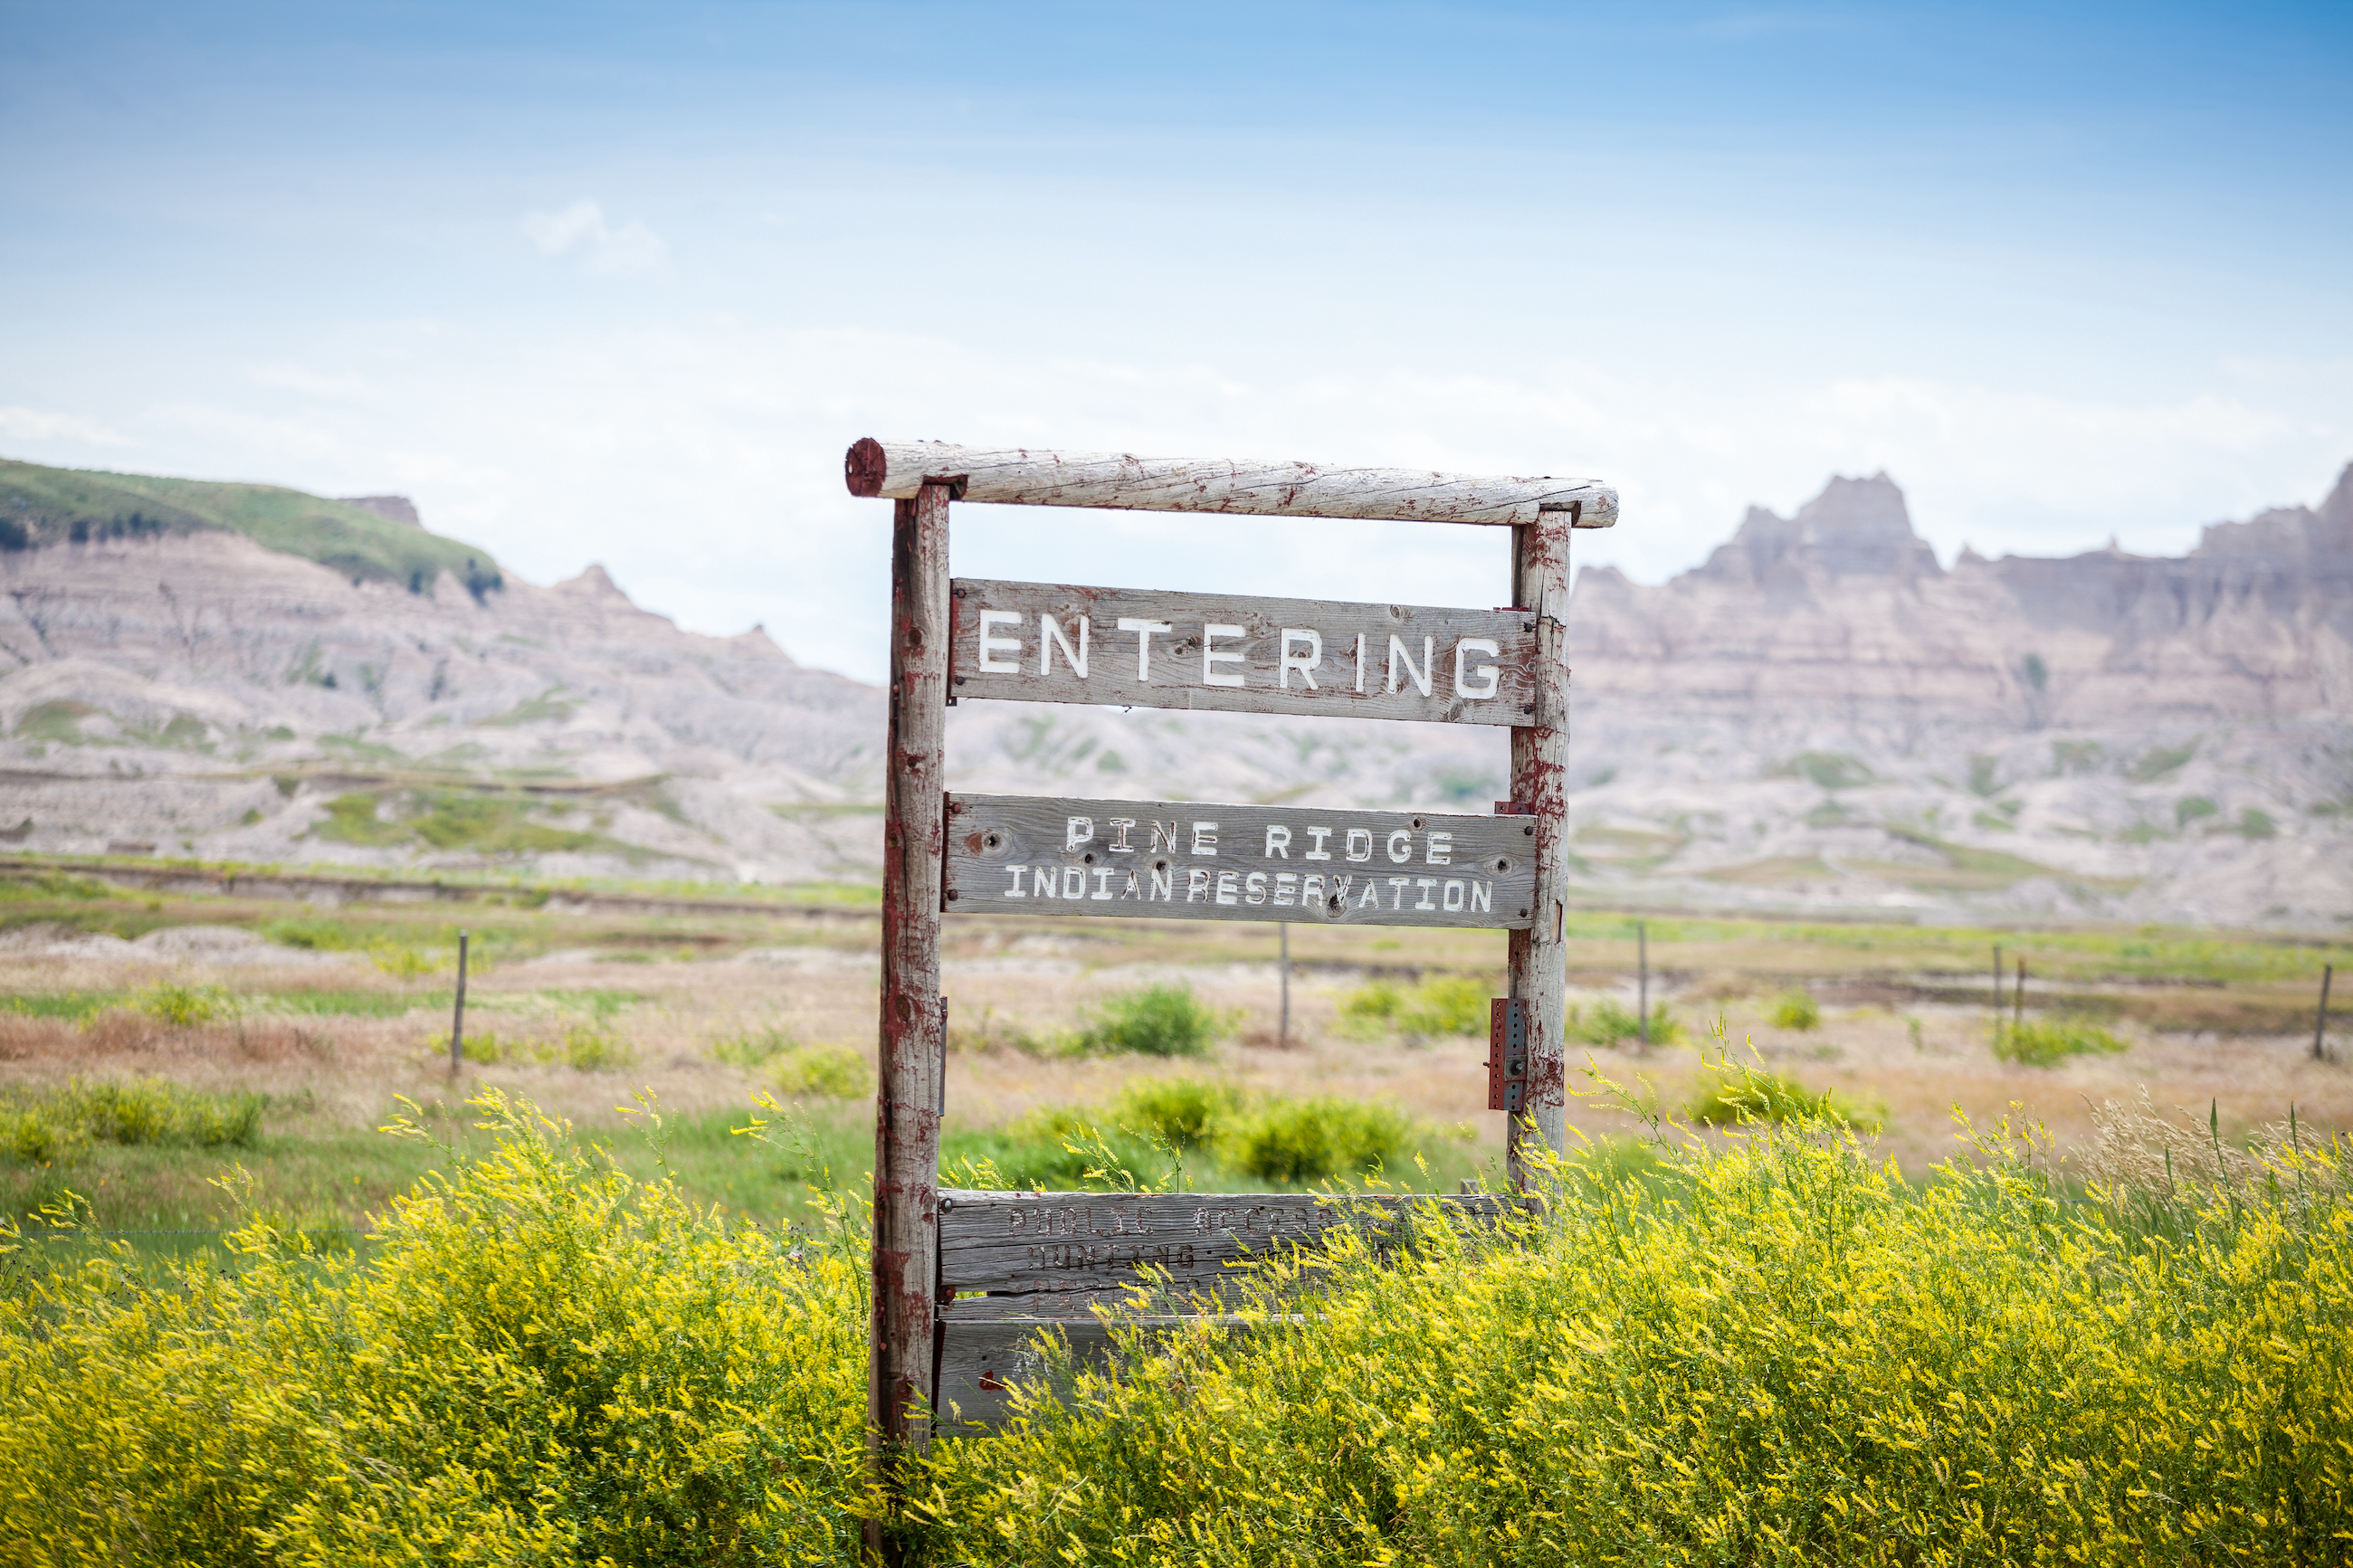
(943, 794, 1537, 929)
(935, 1189, 1510, 1319)
(932, 1189, 1511, 1428)
(948, 578, 1538, 726)
(934, 1316, 1246, 1430)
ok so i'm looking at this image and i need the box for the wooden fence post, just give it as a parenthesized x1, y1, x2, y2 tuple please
(2318, 963, 2335, 1063)
(1507, 508, 1573, 1187)
(448, 928, 468, 1078)
(870, 482, 952, 1550)
(1637, 919, 1649, 1049)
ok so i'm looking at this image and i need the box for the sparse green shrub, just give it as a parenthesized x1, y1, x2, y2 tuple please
(1686, 1060, 1879, 1130)
(1340, 974, 1493, 1040)
(767, 1042, 866, 1099)
(2177, 794, 2219, 827)
(1994, 1017, 2128, 1067)
(1113, 1076, 1243, 1149)
(368, 939, 447, 979)
(0, 1077, 263, 1162)
(1217, 1096, 1418, 1183)
(453, 1027, 641, 1072)
(1, 1107, 57, 1164)
(710, 1023, 795, 1068)
(1570, 998, 1684, 1048)
(975, 1107, 1158, 1189)
(459, 1029, 516, 1065)
(262, 915, 366, 951)
(1073, 984, 1220, 1058)
(316, 791, 410, 846)
(1338, 980, 1405, 1034)
(1396, 975, 1489, 1037)
(1769, 989, 1821, 1031)
(561, 1023, 636, 1072)
(134, 981, 234, 1027)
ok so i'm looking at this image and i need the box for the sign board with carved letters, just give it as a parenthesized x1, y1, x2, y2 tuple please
(847, 436, 1615, 1456)
(935, 1189, 1511, 1319)
(943, 792, 1537, 929)
(948, 579, 1538, 726)
(931, 1189, 1513, 1425)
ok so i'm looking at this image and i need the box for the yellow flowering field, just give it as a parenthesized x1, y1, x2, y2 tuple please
(2, 1081, 2347, 1565)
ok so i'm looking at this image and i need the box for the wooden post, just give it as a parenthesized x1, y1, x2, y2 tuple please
(870, 482, 952, 1542)
(2318, 964, 2334, 1063)
(1279, 924, 1291, 1048)
(1992, 943, 2002, 1039)
(1636, 919, 1649, 1049)
(448, 928, 468, 1077)
(2015, 957, 2026, 1034)
(1507, 508, 1573, 1187)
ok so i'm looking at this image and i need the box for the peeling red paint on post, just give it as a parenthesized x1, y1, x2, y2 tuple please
(1507, 507, 1574, 1187)
(870, 483, 950, 1558)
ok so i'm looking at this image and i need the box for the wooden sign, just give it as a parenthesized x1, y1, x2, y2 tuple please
(847, 438, 1601, 1459)
(936, 1189, 1508, 1319)
(949, 579, 1537, 726)
(943, 793, 1537, 929)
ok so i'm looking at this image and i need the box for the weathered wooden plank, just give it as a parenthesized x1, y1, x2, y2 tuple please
(1507, 516, 1573, 1185)
(872, 483, 951, 1462)
(936, 1316, 1261, 1430)
(935, 1188, 1511, 1316)
(948, 579, 1535, 726)
(943, 794, 1538, 930)
(846, 438, 1618, 528)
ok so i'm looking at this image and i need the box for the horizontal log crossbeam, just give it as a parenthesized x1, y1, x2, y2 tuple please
(846, 438, 1616, 528)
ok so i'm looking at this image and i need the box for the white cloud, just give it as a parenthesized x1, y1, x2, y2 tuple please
(0, 405, 135, 447)
(519, 201, 667, 277)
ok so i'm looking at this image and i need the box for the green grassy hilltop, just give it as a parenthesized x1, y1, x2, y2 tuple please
(0, 456, 503, 597)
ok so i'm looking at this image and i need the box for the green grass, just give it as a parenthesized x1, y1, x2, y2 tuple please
(0, 457, 502, 595)
(0, 992, 120, 1022)
(313, 787, 608, 855)
(259, 989, 452, 1020)
(1993, 1017, 2129, 1067)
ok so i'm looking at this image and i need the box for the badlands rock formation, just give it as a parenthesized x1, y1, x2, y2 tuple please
(0, 525, 884, 882)
(0, 457, 2346, 927)
(950, 464, 2353, 928)
(1543, 467, 2353, 928)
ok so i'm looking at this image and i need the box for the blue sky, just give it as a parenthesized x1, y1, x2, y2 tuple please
(3, 1, 2348, 681)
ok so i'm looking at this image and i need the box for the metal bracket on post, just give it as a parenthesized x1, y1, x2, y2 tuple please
(1488, 997, 1529, 1117)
